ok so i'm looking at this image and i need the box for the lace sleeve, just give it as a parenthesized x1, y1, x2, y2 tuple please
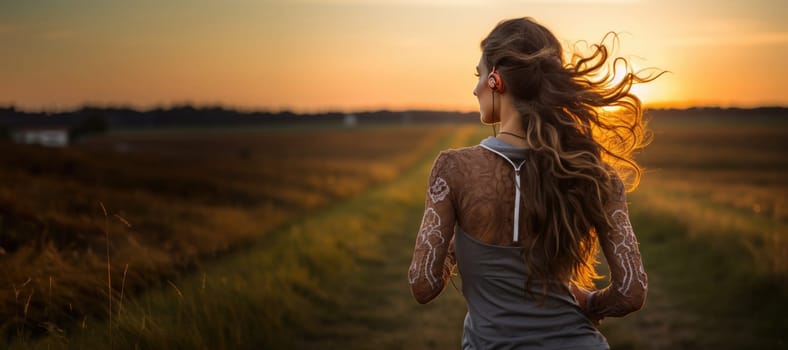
(408, 151, 457, 304)
(587, 176, 648, 318)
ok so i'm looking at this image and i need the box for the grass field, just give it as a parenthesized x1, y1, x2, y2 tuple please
(0, 124, 454, 342)
(598, 117, 788, 349)
(3, 115, 787, 349)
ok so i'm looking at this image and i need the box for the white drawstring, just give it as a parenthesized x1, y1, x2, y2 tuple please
(513, 169, 521, 242)
(480, 144, 526, 242)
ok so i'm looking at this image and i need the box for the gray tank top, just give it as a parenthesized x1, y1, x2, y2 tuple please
(455, 137, 609, 350)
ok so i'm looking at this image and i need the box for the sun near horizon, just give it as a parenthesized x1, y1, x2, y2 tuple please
(0, 1, 786, 113)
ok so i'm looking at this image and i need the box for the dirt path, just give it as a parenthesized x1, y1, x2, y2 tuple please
(290, 126, 788, 350)
(14, 125, 481, 349)
(291, 127, 479, 349)
(292, 170, 468, 349)
(24, 123, 778, 349)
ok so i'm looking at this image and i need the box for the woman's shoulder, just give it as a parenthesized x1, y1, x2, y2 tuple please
(436, 144, 485, 160)
(431, 146, 488, 180)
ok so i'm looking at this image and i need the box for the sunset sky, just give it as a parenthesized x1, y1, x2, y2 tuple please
(1, 0, 786, 112)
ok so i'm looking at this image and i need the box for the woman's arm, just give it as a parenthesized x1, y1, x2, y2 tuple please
(570, 283, 602, 325)
(408, 152, 457, 304)
(585, 176, 648, 319)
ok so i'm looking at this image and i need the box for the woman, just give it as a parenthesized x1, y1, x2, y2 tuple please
(408, 17, 659, 349)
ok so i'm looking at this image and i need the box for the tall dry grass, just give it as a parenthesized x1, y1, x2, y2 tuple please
(634, 120, 788, 279)
(588, 116, 788, 349)
(9, 123, 483, 350)
(0, 124, 455, 342)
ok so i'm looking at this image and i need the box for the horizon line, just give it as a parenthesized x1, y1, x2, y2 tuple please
(2, 103, 788, 115)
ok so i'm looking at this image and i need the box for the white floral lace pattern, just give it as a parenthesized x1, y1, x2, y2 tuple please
(609, 209, 648, 296)
(408, 208, 445, 288)
(429, 177, 450, 203)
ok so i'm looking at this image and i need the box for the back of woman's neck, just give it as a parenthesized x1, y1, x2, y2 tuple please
(496, 131, 528, 148)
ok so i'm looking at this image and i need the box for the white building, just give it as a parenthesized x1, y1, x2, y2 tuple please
(11, 126, 70, 147)
(343, 113, 358, 128)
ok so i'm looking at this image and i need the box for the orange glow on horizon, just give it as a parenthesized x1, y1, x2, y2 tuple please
(0, 1, 785, 112)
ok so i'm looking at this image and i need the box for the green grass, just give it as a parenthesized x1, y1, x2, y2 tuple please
(0, 124, 454, 340)
(600, 207, 788, 350)
(8, 117, 788, 349)
(11, 125, 481, 349)
(598, 118, 788, 349)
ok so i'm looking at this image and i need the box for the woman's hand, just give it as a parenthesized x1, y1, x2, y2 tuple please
(443, 236, 458, 278)
(570, 283, 603, 326)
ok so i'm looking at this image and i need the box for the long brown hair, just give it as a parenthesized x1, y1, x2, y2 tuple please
(481, 17, 664, 290)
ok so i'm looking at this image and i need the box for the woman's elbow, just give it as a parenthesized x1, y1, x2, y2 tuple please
(623, 284, 647, 312)
(603, 283, 647, 316)
(413, 292, 433, 305)
(409, 282, 439, 304)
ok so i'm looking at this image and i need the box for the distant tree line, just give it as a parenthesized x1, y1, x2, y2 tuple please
(0, 105, 482, 136)
(647, 106, 787, 121)
(0, 105, 785, 139)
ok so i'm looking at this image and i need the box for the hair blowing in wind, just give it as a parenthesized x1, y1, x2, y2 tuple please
(480, 17, 665, 291)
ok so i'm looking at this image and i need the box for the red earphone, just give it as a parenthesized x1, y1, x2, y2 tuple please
(487, 68, 505, 93)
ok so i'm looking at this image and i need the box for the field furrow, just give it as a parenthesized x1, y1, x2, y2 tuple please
(4, 117, 787, 349)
